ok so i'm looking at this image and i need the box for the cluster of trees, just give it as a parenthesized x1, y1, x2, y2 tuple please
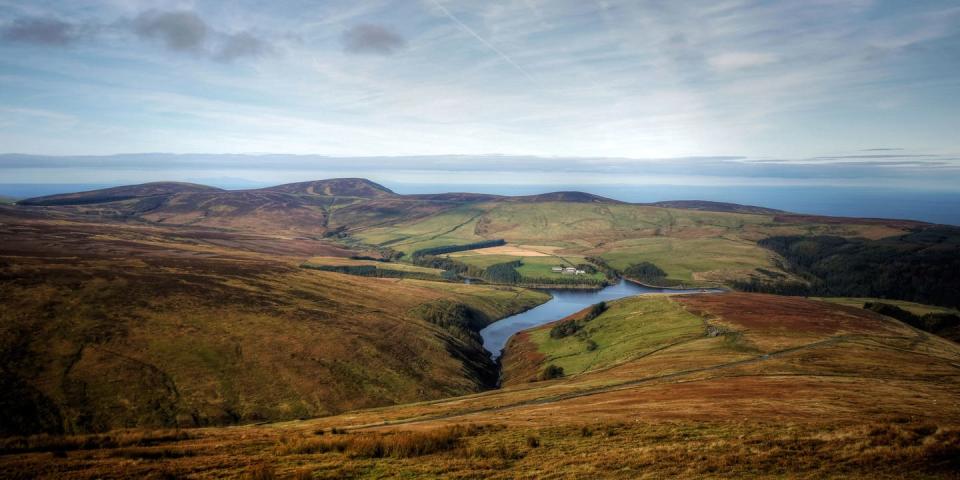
(738, 230, 960, 308)
(622, 262, 669, 285)
(410, 239, 506, 259)
(411, 300, 487, 335)
(538, 364, 564, 381)
(863, 302, 959, 341)
(550, 301, 607, 339)
(482, 261, 522, 284)
(584, 256, 619, 281)
(410, 254, 472, 275)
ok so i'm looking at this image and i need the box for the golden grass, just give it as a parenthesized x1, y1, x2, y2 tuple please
(3, 419, 958, 479)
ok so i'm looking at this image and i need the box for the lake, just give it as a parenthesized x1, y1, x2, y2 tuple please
(480, 280, 721, 359)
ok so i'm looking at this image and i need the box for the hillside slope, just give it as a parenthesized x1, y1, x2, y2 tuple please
(17, 182, 222, 206)
(5, 293, 957, 478)
(0, 209, 547, 435)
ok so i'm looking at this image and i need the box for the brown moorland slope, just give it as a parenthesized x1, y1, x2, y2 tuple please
(0, 207, 547, 436)
(2, 293, 957, 478)
(16, 182, 223, 206)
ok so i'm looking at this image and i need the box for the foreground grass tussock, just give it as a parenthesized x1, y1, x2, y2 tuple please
(3, 420, 958, 479)
(0, 429, 191, 455)
(276, 424, 497, 458)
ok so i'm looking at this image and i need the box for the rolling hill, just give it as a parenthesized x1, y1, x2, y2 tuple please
(16, 182, 223, 206)
(3, 293, 956, 478)
(2, 179, 959, 478)
(0, 207, 547, 436)
(14, 178, 960, 302)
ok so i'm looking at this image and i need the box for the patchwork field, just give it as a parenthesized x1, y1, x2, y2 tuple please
(355, 199, 916, 286)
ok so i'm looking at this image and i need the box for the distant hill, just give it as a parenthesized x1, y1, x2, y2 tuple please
(17, 182, 222, 206)
(259, 178, 395, 198)
(510, 191, 622, 204)
(0, 195, 15, 205)
(647, 199, 783, 215)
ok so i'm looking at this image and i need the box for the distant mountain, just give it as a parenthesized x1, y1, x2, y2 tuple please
(17, 182, 222, 206)
(259, 178, 395, 198)
(510, 191, 623, 204)
(407, 192, 505, 202)
(22, 178, 912, 238)
(647, 200, 784, 215)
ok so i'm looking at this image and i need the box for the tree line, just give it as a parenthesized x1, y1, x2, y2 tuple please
(410, 239, 506, 258)
(736, 229, 960, 308)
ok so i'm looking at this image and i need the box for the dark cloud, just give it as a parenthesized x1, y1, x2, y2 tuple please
(215, 31, 271, 62)
(133, 10, 209, 52)
(131, 10, 272, 62)
(341, 24, 406, 55)
(0, 17, 80, 46)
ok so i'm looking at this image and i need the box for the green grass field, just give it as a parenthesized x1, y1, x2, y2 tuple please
(596, 236, 777, 284)
(523, 296, 705, 377)
(352, 201, 812, 286)
(357, 206, 488, 253)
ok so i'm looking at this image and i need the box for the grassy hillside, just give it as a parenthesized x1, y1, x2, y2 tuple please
(5, 293, 958, 478)
(0, 209, 547, 435)
(813, 297, 960, 316)
(15, 179, 942, 291)
(356, 199, 915, 286)
(502, 296, 706, 383)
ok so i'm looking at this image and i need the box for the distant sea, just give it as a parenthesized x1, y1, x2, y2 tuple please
(2, 183, 958, 226)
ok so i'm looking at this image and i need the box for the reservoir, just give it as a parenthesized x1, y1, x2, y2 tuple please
(480, 280, 721, 359)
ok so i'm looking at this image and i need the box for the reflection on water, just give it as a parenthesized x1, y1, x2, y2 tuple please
(480, 280, 721, 359)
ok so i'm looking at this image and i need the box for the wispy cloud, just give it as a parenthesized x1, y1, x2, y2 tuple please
(425, 0, 536, 82)
(0, 0, 958, 161)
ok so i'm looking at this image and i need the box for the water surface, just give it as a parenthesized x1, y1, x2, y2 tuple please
(480, 280, 720, 358)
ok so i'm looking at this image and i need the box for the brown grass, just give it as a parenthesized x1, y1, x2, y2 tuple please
(3, 420, 957, 479)
(276, 424, 491, 458)
(0, 429, 191, 455)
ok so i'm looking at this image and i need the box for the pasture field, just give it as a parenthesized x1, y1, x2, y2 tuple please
(449, 251, 608, 283)
(356, 200, 912, 286)
(594, 236, 778, 284)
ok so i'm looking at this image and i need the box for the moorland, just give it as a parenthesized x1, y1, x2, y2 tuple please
(1, 178, 958, 478)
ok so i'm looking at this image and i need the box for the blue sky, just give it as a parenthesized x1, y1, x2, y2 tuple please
(1, 0, 959, 188)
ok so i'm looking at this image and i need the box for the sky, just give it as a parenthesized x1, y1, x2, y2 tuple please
(1, 0, 959, 190)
